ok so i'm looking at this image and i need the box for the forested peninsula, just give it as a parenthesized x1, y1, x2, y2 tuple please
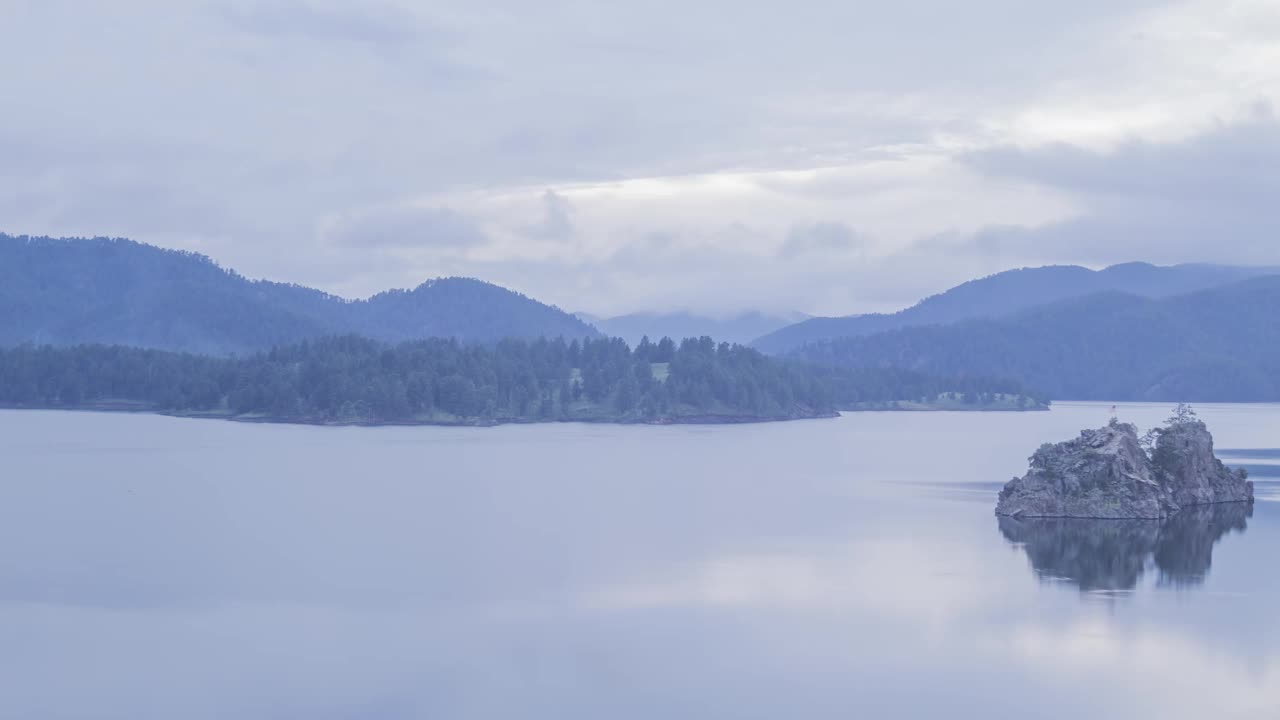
(0, 335, 1047, 426)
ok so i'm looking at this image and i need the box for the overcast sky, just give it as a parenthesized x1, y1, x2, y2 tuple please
(4, 0, 1279, 315)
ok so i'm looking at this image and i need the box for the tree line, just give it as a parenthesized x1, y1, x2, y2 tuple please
(0, 335, 1046, 425)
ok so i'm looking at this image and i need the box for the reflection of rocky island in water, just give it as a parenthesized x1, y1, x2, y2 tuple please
(999, 502, 1252, 591)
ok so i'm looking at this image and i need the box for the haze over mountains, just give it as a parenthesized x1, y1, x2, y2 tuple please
(752, 263, 1280, 354)
(0, 234, 598, 355)
(796, 275, 1280, 402)
(7, 233, 1280, 404)
(578, 311, 809, 347)
(0, 235, 1048, 424)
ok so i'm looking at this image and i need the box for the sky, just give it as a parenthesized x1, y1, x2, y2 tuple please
(3, 0, 1280, 316)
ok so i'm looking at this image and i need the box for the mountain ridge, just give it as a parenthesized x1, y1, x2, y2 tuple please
(0, 234, 599, 355)
(793, 274, 1280, 401)
(752, 262, 1280, 354)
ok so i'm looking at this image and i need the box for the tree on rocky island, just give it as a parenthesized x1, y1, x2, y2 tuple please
(1168, 402, 1198, 425)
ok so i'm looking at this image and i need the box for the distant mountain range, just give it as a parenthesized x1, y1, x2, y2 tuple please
(0, 234, 597, 354)
(10, 234, 1280, 403)
(795, 275, 1280, 401)
(752, 262, 1280, 354)
(579, 310, 809, 347)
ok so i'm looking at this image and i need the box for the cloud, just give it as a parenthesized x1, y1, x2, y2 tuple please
(0, 134, 259, 243)
(524, 190, 575, 242)
(966, 111, 1280, 197)
(217, 0, 423, 50)
(3, 0, 1280, 315)
(778, 222, 865, 259)
(327, 205, 488, 250)
(957, 117, 1280, 266)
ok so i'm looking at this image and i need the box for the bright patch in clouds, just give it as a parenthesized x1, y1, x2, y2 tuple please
(331, 152, 1079, 314)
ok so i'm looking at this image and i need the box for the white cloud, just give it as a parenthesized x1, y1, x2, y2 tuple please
(523, 190, 575, 242)
(2, 0, 1279, 314)
(959, 117, 1280, 267)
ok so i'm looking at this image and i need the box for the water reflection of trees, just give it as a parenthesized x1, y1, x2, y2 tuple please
(998, 503, 1252, 591)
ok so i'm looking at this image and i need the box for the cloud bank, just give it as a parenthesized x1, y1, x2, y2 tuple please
(3, 0, 1280, 314)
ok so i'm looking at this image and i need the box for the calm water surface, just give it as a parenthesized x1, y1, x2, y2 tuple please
(1, 403, 1277, 719)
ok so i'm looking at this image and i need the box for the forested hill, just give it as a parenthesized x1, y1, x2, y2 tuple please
(0, 336, 1046, 426)
(794, 275, 1280, 402)
(753, 262, 1279, 354)
(0, 234, 598, 354)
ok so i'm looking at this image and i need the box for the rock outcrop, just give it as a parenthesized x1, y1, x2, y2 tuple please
(996, 422, 1173, 519)
(1152, 419, 1254, 507)
(996, 414, 1252, 519)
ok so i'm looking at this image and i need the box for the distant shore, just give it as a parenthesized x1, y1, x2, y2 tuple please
(0, 401, 1052, 428)
(0, 401, 843, 428)
(840, 393, 1051, 413)
(840, 402, 1051, 413)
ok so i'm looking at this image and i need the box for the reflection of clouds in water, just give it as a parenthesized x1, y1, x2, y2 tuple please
(998, 503, 1252, 592)
(582, 539, 1019, 625)
(3, 408, 1279, 718)
(1005, 619, 1280, 718)
(583, 536, 1280, 719)
(0, 603, 436, 718)
(1, 600, 597, 718)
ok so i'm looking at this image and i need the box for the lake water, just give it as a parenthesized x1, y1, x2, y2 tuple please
(1, 402, 1277, 719)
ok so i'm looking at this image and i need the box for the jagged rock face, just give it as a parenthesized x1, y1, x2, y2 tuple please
(1153, 420, 1254, 507)
(996, 419, 1254, 519)
(996, 423, 1174, 519)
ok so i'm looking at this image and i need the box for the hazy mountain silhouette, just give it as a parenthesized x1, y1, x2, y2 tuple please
(753, 262, 1279, 354)
(0, 234, 598, 355)
(796, 275, 1280, 401)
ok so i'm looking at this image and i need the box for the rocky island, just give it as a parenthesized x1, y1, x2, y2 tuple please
(996, 405, 1253, 519)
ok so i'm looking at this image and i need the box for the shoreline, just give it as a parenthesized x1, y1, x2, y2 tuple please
(839, 403, 1050, 413)
(0, 395, 1060, 427)
(0, 402, 1058, 428)
(0, 402, 844, 428)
